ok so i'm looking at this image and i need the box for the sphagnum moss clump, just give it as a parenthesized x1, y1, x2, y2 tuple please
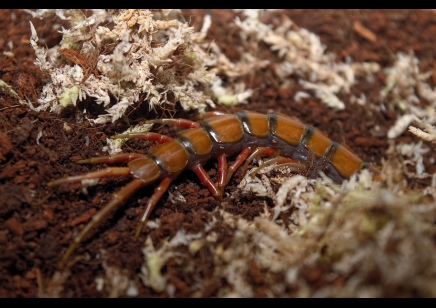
(27, 9, 219, 124)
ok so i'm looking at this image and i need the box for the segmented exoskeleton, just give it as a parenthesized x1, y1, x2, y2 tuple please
(48, 110, 379, 269)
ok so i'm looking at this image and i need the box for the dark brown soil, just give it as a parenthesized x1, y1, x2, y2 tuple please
(1, 9, 436, 297)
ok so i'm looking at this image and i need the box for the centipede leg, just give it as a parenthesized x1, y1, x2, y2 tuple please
(309, 156, 329, 179)
(146, 118, 200, 129)
(47, 167, 131, 186)
(225, 148, 252, 186)
(201, 150, 254, 198)
(236, 147, 304, 178)
(76, 133, 172, 165)
(58, 178, 146, 270)
(217, 154, 228, 196)
(76, 153, 147, 165)
(134, 177, 172, 240)
(241, 147, 276, 176)
(111, 132, 173, 143)
(155, 111, 229, 128)
(249, 156, 305, 178)
(192, 164, 222, 201)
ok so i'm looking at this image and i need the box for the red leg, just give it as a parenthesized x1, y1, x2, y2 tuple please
(217, 154, 228, 195)
(241, 147, 276, 173)
(111, 132, 173, 143)
(58, 178, 146, 270)
(76, 153, 147, 165)
(192, 164, 222, 201)
(146, 118, 200, 129)
(146, 112, 229, 128)
(134, 177, 172, 239)
(249, 156, 304, 177)
(76, 132, 171, 165)
(47, 167, 131, 186)
(275, 162, 307, 173)
(225, 147, 252, 186)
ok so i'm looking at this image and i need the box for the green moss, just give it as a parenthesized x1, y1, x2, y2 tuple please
(59, 37, 81, 51)
(183, 46, 200, 69)
(360, 211, 391, 237)
(0, 79, 25, 104)
(58, 86, 83, 107)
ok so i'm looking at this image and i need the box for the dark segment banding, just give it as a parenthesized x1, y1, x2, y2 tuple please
(176, 128, 213, 156)
(147, 151, 163, 170)
(147, 140, 189, 173)
(269, 113, 306, 146)
(268, 113, 278, 134)
(299, 126, 315, 149)
(176, 134, 197, 155)
(237, 111, 269, 138)
(201, 121, 219, 143)
(236, 111, 250, 134)
(361, 162, 370, 171)
(201, 115, 244, 144)
(323, 141, 339, 161)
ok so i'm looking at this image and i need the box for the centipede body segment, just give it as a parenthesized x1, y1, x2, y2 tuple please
(48, 110, 379, 269)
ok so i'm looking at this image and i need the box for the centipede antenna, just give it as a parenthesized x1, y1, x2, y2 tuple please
(58, 178, 146, 270)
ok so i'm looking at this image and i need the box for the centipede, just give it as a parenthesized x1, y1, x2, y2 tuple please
(48, 110, 380, 269)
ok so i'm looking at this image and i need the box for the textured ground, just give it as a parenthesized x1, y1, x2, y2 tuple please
(1, 9, 436, 297)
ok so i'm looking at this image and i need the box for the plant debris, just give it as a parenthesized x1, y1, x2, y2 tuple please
(1, 9, 436, 298)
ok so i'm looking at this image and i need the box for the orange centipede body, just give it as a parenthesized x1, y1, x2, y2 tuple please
(48, 110, 379, 269)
